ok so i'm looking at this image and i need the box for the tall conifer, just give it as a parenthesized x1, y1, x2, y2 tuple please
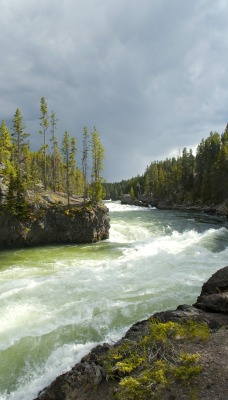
(39, 97, 49, 189)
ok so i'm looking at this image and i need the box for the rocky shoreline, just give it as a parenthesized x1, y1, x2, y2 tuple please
(34, 266, 228, 400)
(121, 194, 228, 218)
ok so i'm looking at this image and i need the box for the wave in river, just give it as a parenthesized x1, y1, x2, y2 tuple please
(0, 202, 227, 399)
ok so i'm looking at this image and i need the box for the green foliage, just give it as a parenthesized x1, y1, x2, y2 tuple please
(1, 97, 228, 209)
(82, 126, 89, 202)
(88, 181, 106, 204)
(90, 127, 105, 183)
(0, 121, 13, 175)
(61, 131, 78, 206)
(115, 353, 144, 374)
(12, 108, 30, 169)
(4, 171, 29, 218)
(129, 186, 135, 200)
(174, 353, 202, 381)
(104, 125, 228, 205)
(118, 361, 168, 400)
(103, 318, 209, 400)
(50, 111, 60, 192)
(148, 318, 209, 343)
(89, 127, 105, 203)
(39, 96, 49, 189)
(0, 99, 107, 211)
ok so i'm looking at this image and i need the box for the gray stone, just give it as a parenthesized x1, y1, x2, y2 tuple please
(194, 266, 228, 313)
(0, 205, 110, 248)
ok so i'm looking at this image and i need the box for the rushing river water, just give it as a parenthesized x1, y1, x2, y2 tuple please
(0, 202, 227, 399)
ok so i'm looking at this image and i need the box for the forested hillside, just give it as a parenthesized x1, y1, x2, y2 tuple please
(0, 97, 105, 216)
(104, 126, 228, 205)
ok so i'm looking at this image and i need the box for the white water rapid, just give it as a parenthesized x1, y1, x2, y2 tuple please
(0, 202, 227, 399)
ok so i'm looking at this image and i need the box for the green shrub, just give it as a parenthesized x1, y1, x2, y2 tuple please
(103, 318, 209, 400)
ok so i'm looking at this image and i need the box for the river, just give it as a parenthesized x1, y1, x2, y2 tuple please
(0, 202, 227, 399)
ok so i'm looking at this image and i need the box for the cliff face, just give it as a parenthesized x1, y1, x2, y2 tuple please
(0, 204, 110, 248)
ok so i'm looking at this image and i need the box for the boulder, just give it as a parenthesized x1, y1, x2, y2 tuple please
(215, 199, 228, 217)
(121, 193, 158, 207)
(194, 266, 228, 313)
(121, 194, 134, 205)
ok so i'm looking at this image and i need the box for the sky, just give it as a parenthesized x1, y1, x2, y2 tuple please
(1, 0, 228, 182)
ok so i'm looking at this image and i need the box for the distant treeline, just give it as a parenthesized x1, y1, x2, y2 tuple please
(104, 126, 228, 204)
(0, 97, 105, 216)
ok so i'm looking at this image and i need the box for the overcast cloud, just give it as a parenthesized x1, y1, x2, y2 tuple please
(1, 0, 228, 181)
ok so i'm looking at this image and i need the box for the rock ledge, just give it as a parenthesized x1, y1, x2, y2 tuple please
(0, 204, 110, 248)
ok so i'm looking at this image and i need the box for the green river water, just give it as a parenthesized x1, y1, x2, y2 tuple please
(0, 201, 227, 399)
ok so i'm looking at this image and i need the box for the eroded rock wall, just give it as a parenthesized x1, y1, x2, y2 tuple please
(0, 205, 110, 248)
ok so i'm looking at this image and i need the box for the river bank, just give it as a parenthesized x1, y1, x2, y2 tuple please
(34, 266, 228, 400)
(121, 194, 228, 218)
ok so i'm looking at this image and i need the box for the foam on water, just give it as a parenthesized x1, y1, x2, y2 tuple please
(121, 227, 227, 260)
(3, 342, 98, 400)
(107, 201, 152, 212)
(0, 202, 227, 399)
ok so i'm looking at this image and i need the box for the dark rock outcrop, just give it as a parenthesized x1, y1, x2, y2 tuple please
(215, 200, 228, 217)
(121, 194, 158, 207)
(34, 344, 111, 400)
(121, 194, 135, 205)
(0, 205, 110, 248)
(194, 266, 228, 313)
(34, 266, 228, 400)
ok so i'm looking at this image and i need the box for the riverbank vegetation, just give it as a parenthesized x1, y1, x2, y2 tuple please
(0, 97, 105, 217)
(104, 126, 228, 206)
(102, 318, 209, 400)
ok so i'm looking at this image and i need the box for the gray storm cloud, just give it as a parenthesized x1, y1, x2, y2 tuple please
(1, 0, 228, 181)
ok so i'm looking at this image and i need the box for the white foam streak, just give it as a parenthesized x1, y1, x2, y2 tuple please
(0, 203, 227, 400)
(7, 342, 98, 400)
(107, 201, 152, 212)
(124, 229, 206, 259)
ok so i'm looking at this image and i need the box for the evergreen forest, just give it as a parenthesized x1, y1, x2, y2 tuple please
(104, 126, 228, 205)
(0, 97, 105, 216)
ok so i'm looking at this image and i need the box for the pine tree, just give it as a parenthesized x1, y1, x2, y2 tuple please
(0, 120, 13, 175)
(74, 167, 84, 195)
(69, 137, 77, 194)
(89, 127, 105, 204)
(5, 173, 17, 215)
(5, 170, 28, 217)
(82, 127, 89, 203)
(12, 108, 30, 170)
(50, 111, 59, 191)
(90, 127, 105, 183)
(29, 153, 41, 201)
(15, 170, 29, 217)
(130, 186, 135, 199)
(62, 131, 77, 205)
(62, 130, 70, 204)
(39, 97, 49, 189)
